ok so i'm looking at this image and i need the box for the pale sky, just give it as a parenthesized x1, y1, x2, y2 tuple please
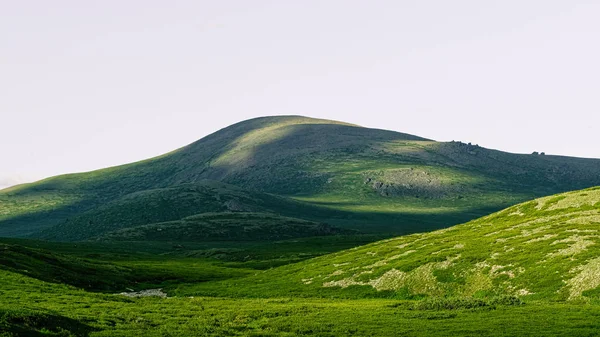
(1, 1, 599, 190)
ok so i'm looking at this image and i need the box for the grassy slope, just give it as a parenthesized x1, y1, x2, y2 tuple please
(180, 187, 600, 301)
(3, 268, 600, 336)
(2, 115, 600, 240)
(93, 212, 350, 242)
(34, 180, 351, 241)
(5, 187, 600, 335)
(0, 236, 358, 295)
(0, 242, 252, 292)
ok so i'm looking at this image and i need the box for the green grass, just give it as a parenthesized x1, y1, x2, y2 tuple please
(178, 187, 600, 301)
(0, 242, 253, 292)
(4, 269, 600, 336)
(0, 234, 383, 264)
(4, 117, 600, 335)
(5, 188, 600, 335)
(0, 308, 98, 337)
(3, 116, 600, 241)
(92, 212, 352, 242)
(32, 181, 356, 241)
(0, 233, 386, 293)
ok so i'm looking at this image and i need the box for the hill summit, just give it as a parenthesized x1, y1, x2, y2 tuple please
(1, 115, 600, 240)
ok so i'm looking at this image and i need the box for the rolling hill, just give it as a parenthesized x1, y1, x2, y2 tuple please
(181, 187, 600, 301)
(3, 187, 600, 336)
(2, 115, 600, 240)
(0, 241, 252, 293)
(33, 180, 349, 241)
(93, 212, 348, 242)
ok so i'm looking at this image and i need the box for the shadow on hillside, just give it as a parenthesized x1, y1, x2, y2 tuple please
(0, 308, 99, 337)
(0, 121, 429, 238)
(175, 122, 428, 184)
(3, 117, 600, 240)
(306, 204, 508, 235)
(0, 198, 99, 237)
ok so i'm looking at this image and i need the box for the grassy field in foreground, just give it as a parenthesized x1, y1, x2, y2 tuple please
(3, 269, 600, 337)
(4, 188, 600, 335)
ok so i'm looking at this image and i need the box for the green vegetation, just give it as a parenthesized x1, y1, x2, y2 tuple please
(0, 242, 253, 292)
(34, 181, 351, 241)
(3, 116, 600, 240)
(4, 116, 600, 335)
(94, 212, 350, 242)
(2, 188, 600, 335)
(3, 268, 600, 336)
(180, 187, 600, 301)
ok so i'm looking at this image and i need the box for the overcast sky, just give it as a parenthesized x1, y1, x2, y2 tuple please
(1, 0, 599, 190)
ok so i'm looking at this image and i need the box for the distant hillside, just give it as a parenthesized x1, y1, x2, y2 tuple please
(1, 115, 600, 239)
(34, 180, 349, 241)
(185, 187, 600, 301)
(93, 212, 349, 242)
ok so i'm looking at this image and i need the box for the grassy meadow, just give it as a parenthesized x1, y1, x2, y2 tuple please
(4, 117, 600, 336)
(3, 185, 600, 336)
(4, 258, 600, 336)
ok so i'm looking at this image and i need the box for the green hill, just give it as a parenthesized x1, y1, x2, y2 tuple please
(34, 180, 349, 241)
(0, 242, 130, 291)
(0, 242, 252, 292)
(93, 212, 349, 242)
(4, 187, 600, 336)
(181, 187, 600, 301)
(2, 115, 600, 240)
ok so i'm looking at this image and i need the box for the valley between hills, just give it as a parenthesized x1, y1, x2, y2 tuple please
(3, 116, 600, 336)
